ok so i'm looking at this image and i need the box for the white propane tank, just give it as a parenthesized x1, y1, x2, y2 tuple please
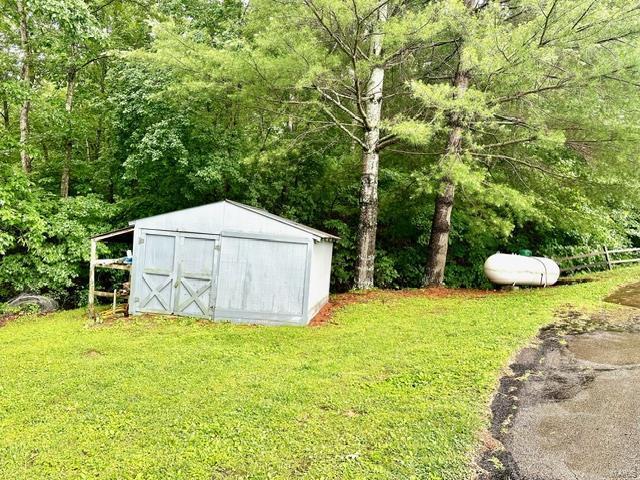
(484, 253, 560, 287)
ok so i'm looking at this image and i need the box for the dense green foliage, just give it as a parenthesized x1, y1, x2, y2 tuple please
(0, 267, 636, 479)
(1, 0, 639, 302)
(0, 163, 113, 305)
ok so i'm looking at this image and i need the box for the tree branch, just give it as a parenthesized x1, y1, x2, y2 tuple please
(492, 81, 569, 105)
(312, 84, 364, 125)
(317, 103, 366, 148)
(481, 137, 538, 149)
(539, 0, 559, 46)
(472, 153, 575, 179)
(303, 0, 355, 59)
(377, 133, 397, 150)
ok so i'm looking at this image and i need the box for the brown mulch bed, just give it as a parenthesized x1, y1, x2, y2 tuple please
(309, 287, 498, 327)
(0, 313, 18, 328)
(0, 311, 51, 328)
(0, 311, 32, 328)
(2, 287, 498, 329)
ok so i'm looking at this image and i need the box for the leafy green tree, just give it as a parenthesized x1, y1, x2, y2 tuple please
(0, 162, 113, 303)
(2, 0, 640, 306)
(392, 0, 640, 285)
(238, 0, 457, 288)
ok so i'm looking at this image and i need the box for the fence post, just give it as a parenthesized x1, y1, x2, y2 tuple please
(88, 239, 96, 319)
(603, 246, 613, 270)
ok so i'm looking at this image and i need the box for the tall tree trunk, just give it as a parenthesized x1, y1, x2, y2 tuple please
(60, 142, 71, 197)
(95, 60, 106, 162)
(2, 98, 8, 128)
(354, 2, 388, 290)
(19, 99, 30, 172)
(17, 0, 32, 173)
(42, 142, 49, 164)
(95, 123, 102, 161)
(424, 69, 469, 286)
(424, 0, 482, 287)
(60, 66, 76, 198)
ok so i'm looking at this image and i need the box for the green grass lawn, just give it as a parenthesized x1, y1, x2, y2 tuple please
(1, 267, 638, 480)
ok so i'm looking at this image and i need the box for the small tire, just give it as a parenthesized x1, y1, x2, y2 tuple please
(7, 294, 59, 313)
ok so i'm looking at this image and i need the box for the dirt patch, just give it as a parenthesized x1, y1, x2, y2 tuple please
(477, 309, 640, 480)
(0, 313, 19, 328)
(554, 308, 640, 333)
(310, 287, 497, 326)
(555, 277, 595, 286)
(605, 280, 640, 308)
(309, 292, 372, 326)
(83, 349, 103, 358)
(570, 331, 640, 366)
(0, 311, 48, 328)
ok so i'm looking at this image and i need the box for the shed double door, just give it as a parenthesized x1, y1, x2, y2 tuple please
(137, 230, 217, 318)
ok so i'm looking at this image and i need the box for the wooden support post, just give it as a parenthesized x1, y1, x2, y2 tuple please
(603, 246, 613, 270)
(89, 239, 96, 319)
(112, 289, 117, 313)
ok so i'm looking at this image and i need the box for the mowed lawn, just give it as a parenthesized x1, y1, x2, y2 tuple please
(1, 268, 638, 480)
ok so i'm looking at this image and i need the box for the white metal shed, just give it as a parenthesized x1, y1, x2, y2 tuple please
(127, 200, 337, 326)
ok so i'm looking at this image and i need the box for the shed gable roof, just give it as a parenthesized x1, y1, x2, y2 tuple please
(91, 226, 134, 243)
(129, 200, 339, 241)
(225, 200, 339, 241)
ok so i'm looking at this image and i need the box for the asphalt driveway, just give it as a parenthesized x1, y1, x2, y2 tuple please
(507, 330, 640, 480)
(479, 282, 640, 480)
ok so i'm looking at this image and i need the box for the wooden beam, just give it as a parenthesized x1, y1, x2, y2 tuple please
(560, 261, 609, 272)
(95, 263, 131, 271)
(605, 247, 640, 255)
(94, 290, 120, 298)
(556, 251, 602, 262)
(610, 258, 640, 265)
(94, 258, 121, 265)
(93, 290, 130, 298)
(557, 246, 640, 263)
(604, 246, 612, 270)
(88, 239, 96, 319)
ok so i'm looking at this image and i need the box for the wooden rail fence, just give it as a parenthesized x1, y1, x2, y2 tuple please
(555, 247, 640, 273)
